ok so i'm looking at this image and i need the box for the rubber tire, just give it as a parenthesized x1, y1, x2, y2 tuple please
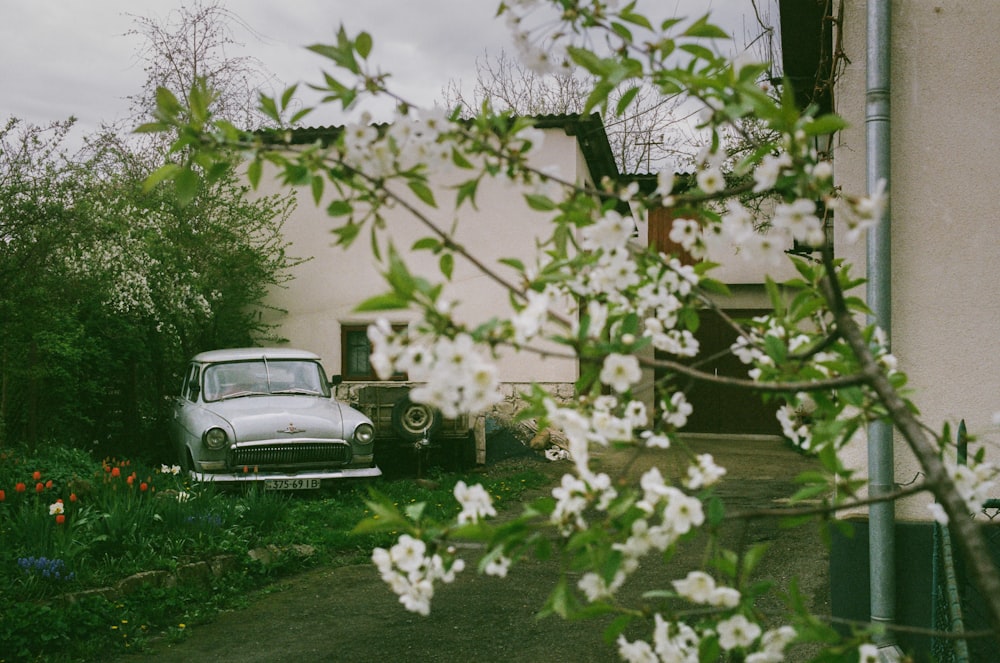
(391, 396, 441, 442)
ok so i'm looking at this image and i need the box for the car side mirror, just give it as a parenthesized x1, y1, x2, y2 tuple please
(328, 374, 343, 387)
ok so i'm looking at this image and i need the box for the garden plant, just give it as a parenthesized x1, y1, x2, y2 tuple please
(0, 442, 546, 660)
(140, 2, 1000, 661)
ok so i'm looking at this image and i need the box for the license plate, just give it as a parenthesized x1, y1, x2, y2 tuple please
(264, 478, 321, 490)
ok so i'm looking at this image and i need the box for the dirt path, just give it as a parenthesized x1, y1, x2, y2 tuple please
(123, 437, 829, 662)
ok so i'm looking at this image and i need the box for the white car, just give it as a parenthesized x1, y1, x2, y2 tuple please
(170, 348, 380, 488)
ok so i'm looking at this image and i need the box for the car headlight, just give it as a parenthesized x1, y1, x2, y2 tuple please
(354, 423, 375, 445)
(204, 427, 228, 450)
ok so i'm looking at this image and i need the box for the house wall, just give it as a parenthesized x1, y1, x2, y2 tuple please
(255, 126, 586, 390)
(834, 1, 1000, 519)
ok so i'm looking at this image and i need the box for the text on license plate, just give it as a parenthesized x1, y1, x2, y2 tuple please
(264, 478, 321, 490)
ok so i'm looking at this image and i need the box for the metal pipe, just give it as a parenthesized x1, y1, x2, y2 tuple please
(865, 0, 898, 655)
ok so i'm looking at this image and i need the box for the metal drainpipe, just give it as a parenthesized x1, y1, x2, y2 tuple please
(866, 0, 900, 658)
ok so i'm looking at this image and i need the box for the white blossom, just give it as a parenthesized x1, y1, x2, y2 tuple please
(600, 353, 642, 393)
(717, 614, 762, 651)
(453, 480, 497, 524)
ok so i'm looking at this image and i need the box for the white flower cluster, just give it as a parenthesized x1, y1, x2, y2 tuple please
(159, 464, 182, 475)
(561, 465, 725, 608)
(683, 453, 727, 490)
(671, 570, 740, 608)
(501, 1, 570, 75)
(544, 395, 656, 477)
(453, 480, 497, 524)
(928, 455, 999, 525)
(367, 321, 502, 419)
(341, 108, 453, 179)
(617, 614, 796, 663)
(372, 534, 466, 616)
(550, 471, 617, 536)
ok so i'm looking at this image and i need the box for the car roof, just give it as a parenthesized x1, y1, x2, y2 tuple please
(191, 348, 322, 363)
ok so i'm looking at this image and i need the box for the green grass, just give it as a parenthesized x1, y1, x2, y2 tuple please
(0, 443, 548, 662)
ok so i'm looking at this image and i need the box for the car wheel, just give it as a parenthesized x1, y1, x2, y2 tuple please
(391, 396, 441, 442)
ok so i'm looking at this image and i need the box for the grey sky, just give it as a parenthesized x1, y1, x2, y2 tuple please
(1, 1, 776, 138)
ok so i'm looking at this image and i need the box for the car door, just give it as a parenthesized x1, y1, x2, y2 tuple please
(171, 363, 203, 465)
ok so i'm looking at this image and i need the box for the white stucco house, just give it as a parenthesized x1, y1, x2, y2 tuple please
(780, 1, 1000, 657)
(254, 114, 619, 444)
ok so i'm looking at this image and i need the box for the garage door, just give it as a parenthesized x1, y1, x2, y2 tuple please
(658, 309, 781, 435)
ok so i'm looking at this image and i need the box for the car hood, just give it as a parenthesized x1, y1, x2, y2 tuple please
(207, 396, 348, 442)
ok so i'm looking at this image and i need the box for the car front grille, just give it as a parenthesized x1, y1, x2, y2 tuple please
(230, 441, 351, 470)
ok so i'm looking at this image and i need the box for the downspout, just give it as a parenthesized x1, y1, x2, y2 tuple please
(866, 0, 900, 658)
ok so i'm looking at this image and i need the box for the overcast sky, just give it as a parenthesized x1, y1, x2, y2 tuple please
(1, 1, 777, 139)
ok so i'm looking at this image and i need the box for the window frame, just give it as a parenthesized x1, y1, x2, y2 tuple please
(340, 323, 408, 382)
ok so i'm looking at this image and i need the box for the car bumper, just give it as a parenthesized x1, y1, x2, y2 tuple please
(190, 466, 382, 483)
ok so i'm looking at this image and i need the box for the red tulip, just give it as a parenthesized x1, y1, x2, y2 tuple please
(45, 480, 53, 489)
(0, 489, 5, 502)
(35, 482, 44, 493)
(111, 467, 121, 478)
(70, 493, 78, 502)
(55, 514, 66, 525)
(32, 470, 41, 480)
(140, 482, 148, 492)
(15, 482, 25, 493)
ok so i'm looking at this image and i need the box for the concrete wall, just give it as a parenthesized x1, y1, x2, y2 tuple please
(835, 1, 1000, 520)
(255, 126, 586, 387)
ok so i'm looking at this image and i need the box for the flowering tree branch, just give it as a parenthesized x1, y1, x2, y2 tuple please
(141, 3, 1000, 658)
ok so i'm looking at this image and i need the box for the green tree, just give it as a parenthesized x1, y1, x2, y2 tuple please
(0, 121, 293, 455)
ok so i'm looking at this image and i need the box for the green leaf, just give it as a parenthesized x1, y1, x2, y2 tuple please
(439, 252, 454, 280)
(311, 175, 324, 204)
(615, 86, 640, 117)
(683, 14, 730, 39)
(289, 107, 313, 125)
(742, 542, 771, 577)
(541, 577, 575, 619)
(280, 84, 298, 111)
(698, 633, 722, 663)
(326, 200, 354, 217)
(354, 292, 411, 311)
(763, 334, 787, 363)
(765, 276, 785, 316)
(620, 6, 653, 30)
(583, 80, 615, 114)
(133, 121, 170, 134)
(142, 163, 181, 193)
(610, 21, 634, 42)
(567, 46, 610, 76)
(679, 43, 718, 63)
(455, 178, 479, 209)
(355, 31, 373, 59)
(524, 193, 557, 211)
(404, 501, 426, 521)
(154, 86, 182, 119)
(174, 168, 201, 206)
(412, 237, 442, 252)
(803, 113, 849, 136)
(500, 257, 525, 272)
(331, 221, 362, 246)
(247, 159, 263, 189)
(706, 496, 725, 526)
(259, 95, 280, 122)
(408, 179, 437, 207)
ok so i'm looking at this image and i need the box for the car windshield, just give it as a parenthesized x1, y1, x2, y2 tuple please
(202, 359, 329, 402)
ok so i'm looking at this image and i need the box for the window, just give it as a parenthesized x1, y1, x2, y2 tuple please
(341, 323, 407, 381)
(182, 364, 201, 402)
